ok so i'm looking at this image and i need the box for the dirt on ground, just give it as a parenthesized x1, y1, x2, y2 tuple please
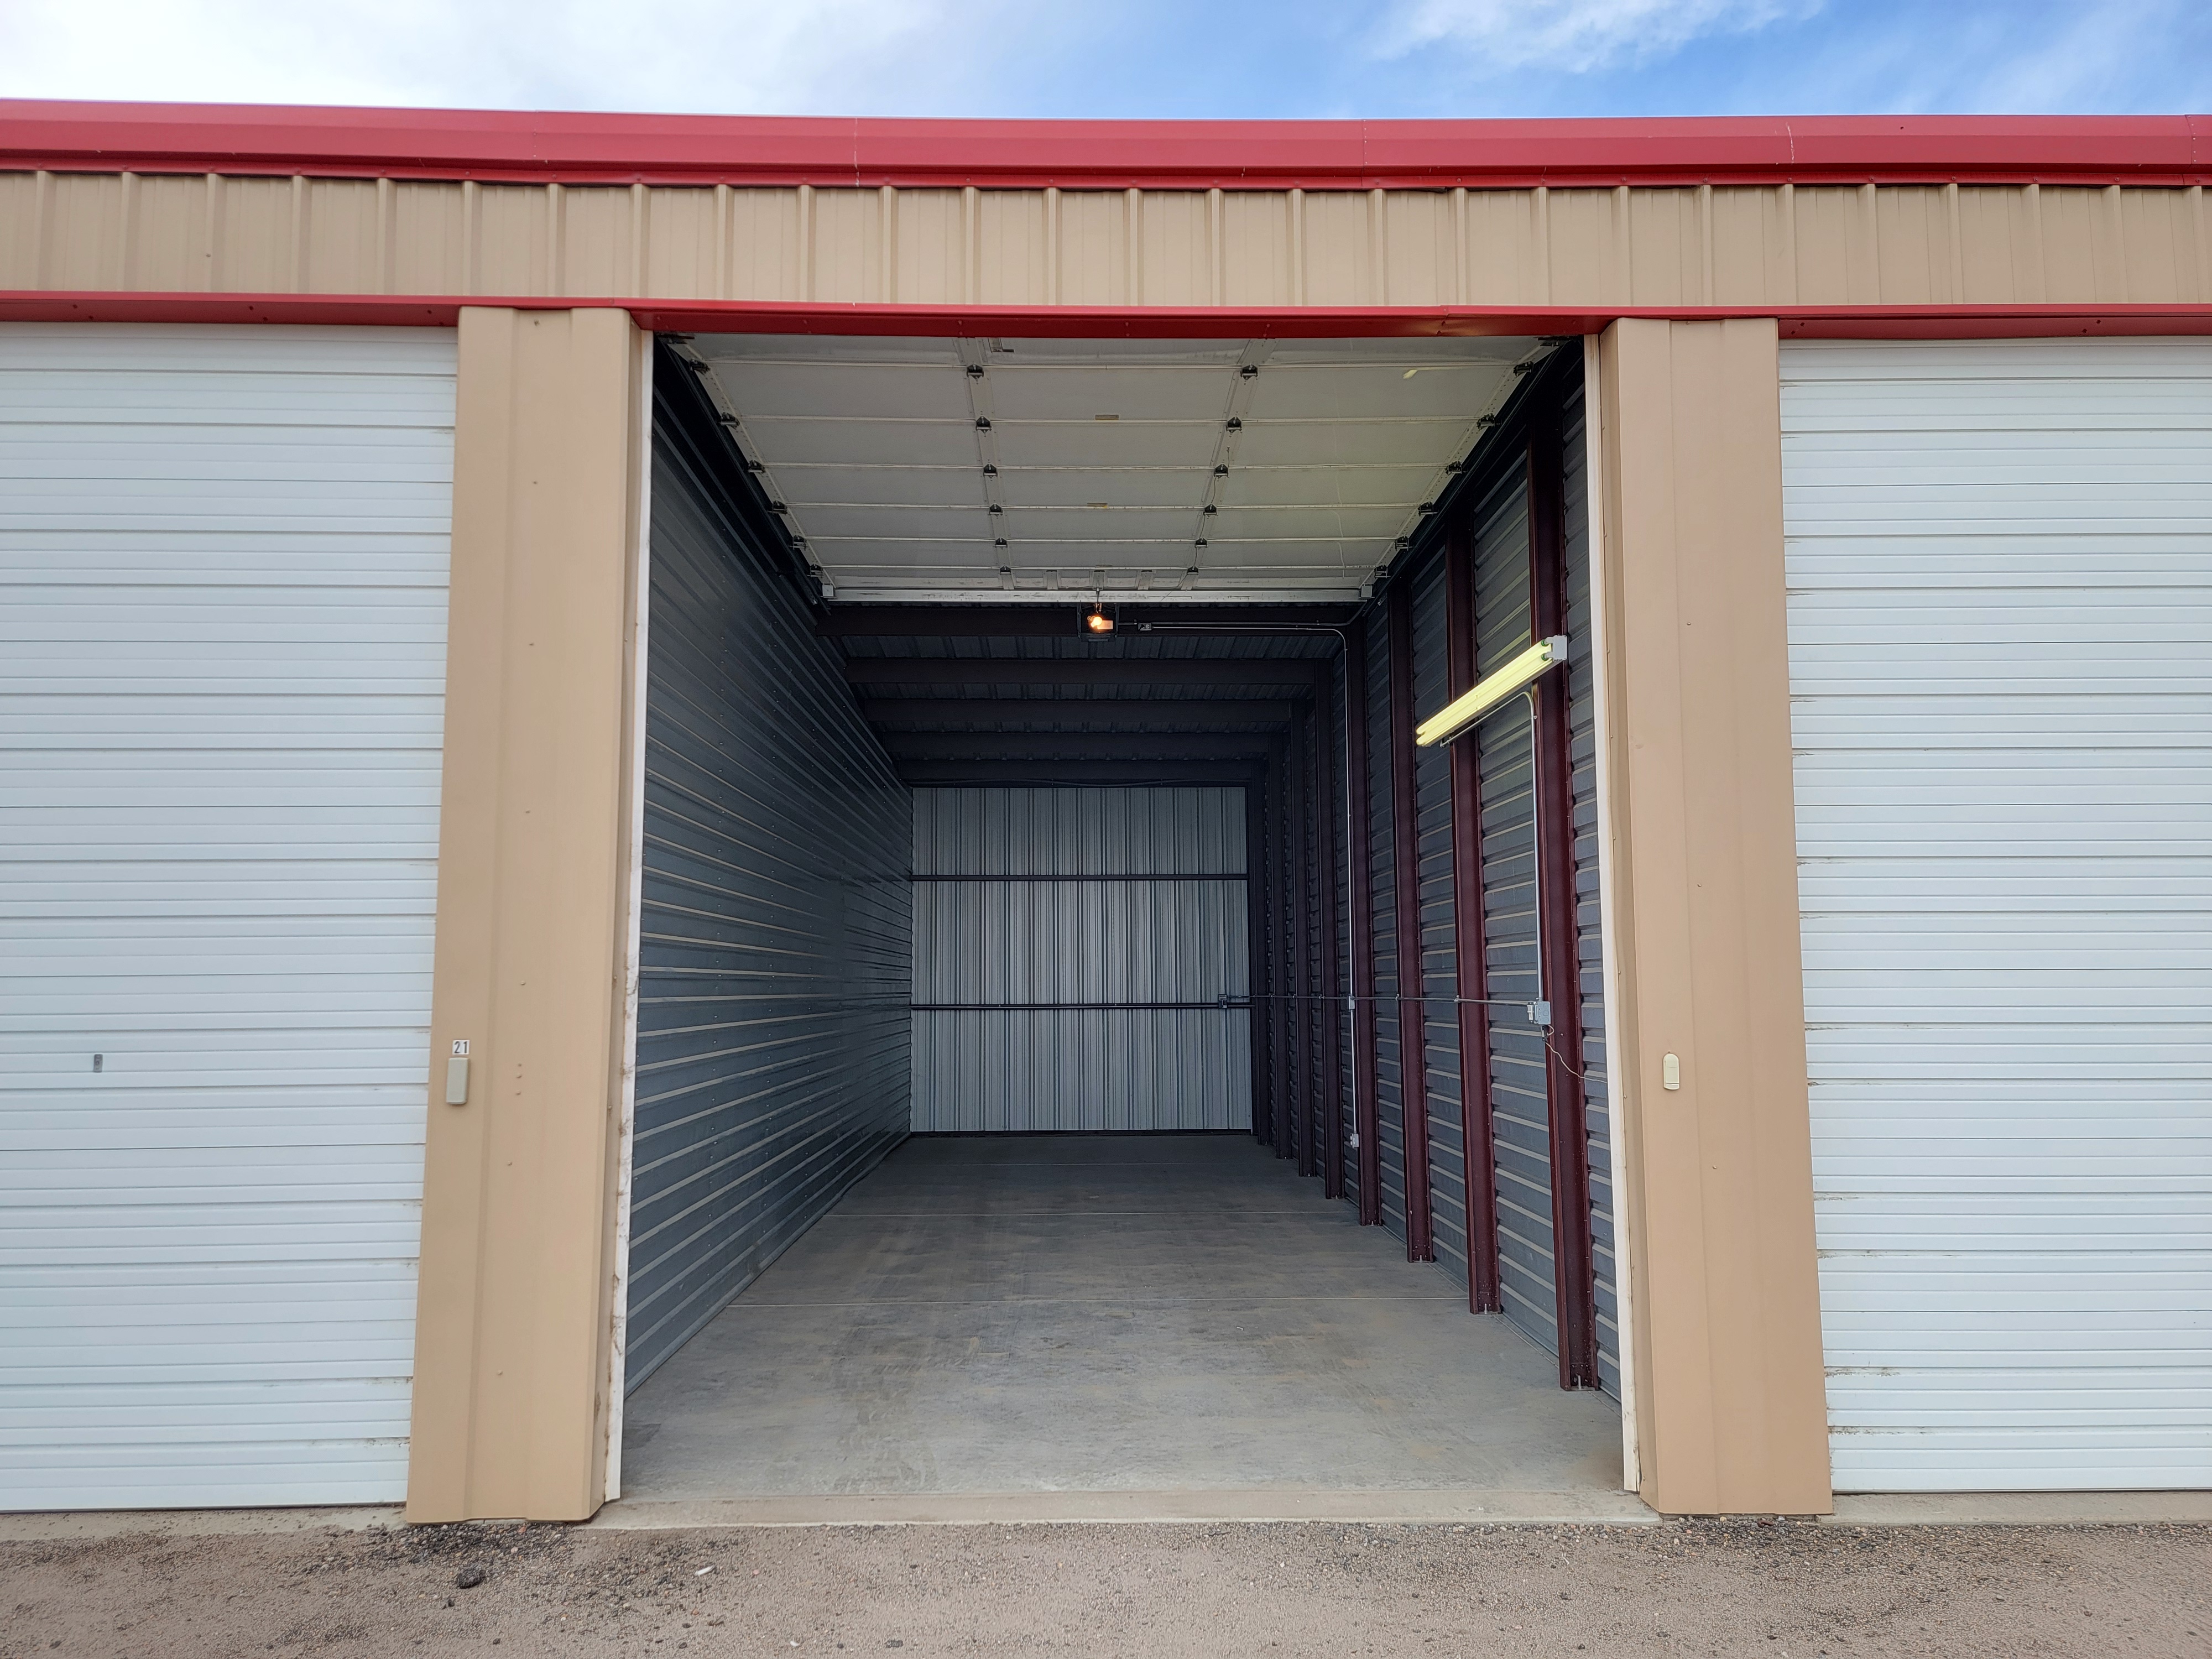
(0, 1517, 2203, 1659)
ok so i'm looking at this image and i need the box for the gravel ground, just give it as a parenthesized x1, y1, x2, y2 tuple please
(1, 1517, 2203, 1658)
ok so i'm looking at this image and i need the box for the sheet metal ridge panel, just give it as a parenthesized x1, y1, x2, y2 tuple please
(1780, 335, 2212, 1490)
(1410, 548, 1470, 1286)
(1365, 622, 1409, 1243)
(0, 323, 454, 1510)
(1471, 463, 1558, 1359)
(626, 421, 911, 1391)
(1559, 383, 1620, 1398)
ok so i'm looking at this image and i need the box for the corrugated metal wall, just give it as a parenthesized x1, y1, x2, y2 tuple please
(1349, 369, 1618, 1395)
(1413, 555, 1470, 1276)
(1561, 383, 1622, 1397)
(1366, 623, 1411, 1242)
(911, 787, 1251, 1133)
(624, 388, 912, 1391)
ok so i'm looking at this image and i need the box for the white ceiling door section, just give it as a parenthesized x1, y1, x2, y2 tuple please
(0, 324, 455, 1509)
(691, 334, 1533, 603)
(1780, 338, 2212, 1492)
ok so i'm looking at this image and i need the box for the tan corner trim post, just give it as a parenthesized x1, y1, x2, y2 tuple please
(406, 307, 650, 1523)
(1592, 317, 1833, 1517)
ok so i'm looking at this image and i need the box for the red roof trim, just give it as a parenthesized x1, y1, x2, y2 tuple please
(3, 102, 2208, 189)
(5, 291, 2209, 341)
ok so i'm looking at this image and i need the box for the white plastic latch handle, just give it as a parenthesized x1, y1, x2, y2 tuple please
(1661, 1052, 1681, 1091)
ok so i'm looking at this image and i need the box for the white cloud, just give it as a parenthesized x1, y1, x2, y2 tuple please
(1371, 0, 1821, 73)
(0, 0, 1005, 114)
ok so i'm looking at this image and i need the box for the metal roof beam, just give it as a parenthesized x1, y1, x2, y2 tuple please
(897, 759, 1268, 787)
(884, 732, 1276, 762)
(843, 658, 1331, 688)
(862, 697, 1295, 727)
(818, 604, 1359, 638)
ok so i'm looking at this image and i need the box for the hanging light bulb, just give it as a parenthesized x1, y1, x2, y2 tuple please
(1084, 606, 1114, 634)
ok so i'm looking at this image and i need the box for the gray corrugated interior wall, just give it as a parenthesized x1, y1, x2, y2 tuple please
(1357, 373, 1618, 1397)
(909, 786, 1251, 1132)
(624, 389, 913, 1393)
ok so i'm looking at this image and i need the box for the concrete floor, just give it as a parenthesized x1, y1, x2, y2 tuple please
(618, 1134, 1624, 1505)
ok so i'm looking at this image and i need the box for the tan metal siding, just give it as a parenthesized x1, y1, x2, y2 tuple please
(5, 173, 2208, 311)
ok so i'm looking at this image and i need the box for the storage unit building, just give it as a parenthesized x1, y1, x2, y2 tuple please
(0, 103, 2206, 1522)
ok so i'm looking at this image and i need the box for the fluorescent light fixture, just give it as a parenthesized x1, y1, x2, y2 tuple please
(1415, 635, 1568, 748)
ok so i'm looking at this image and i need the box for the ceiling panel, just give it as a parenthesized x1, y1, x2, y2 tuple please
(778, 465, 986, 508)
(1220, 466, 1436, 508)
(691, 331, 1548, 601)
(794, 504, 993, 540)
(998, 505, 1196, 542)
(1230, 422, 1468, 468)
(738, 418, 977, 467)
(994, 422, 1220, 469)
(999, 467, 1211, 508)
(989, 364, 1235, 421)
(707, 360, 972, 421)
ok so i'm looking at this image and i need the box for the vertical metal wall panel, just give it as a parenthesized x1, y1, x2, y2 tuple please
(1560, 383, 1621, 1397)
(1367, 621, 1410, 1244)
(1412, 554, 1470, 1283)
(1472, 468, 1558, 1358)
(1782, 337, 2212, 1491)
(626, 404, 912, 1392)
(910, 787, 1251, 1134)
(0, 322, 455, 1509)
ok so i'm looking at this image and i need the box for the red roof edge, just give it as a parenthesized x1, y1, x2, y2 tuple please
(2, 102, 2208, 188)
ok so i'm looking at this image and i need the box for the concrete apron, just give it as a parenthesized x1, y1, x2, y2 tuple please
(4, 1492, 2210, 1542)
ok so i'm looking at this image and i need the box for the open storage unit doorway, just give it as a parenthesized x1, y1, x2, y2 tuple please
(607, 330, 1632, 1516)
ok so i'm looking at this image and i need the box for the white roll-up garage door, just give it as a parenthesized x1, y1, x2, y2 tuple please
(0, 323, 455, 1509)
(1781, 337, 2211, 1492)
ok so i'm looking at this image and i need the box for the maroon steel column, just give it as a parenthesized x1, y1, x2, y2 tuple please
(1385, 580, 1436, 1262)
(1446, 517, 1504, 1314)
(1528, 397, 1599, 1389)
(1244, 780, 1270, 1147)
(1314, 659, 1346, 1199)
(1266, 738, 1290, 1155)
(1345, 623, 1383, 1227)
(1286, 703, 1312, 1167)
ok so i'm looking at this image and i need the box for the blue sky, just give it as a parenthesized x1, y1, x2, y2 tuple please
(2, 1, 2206, 119)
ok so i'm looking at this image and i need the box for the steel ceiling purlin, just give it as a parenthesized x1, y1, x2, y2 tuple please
(818, 606, 1361, 637)
(858, 697, 1298, 727)
(894, 759, 1267, 787)
(842, 658, 1334, 688)
(882, 732, 1278, 761)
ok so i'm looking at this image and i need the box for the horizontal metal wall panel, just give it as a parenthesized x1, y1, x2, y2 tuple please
(1471, 467, 1557, 1360)
(1782, 337, 2212, 1491)
(1366, 617, 1410, 1242)
(911, 787, 1251, 1134)
(626, 387, 911, 1392)
(1412, 551, 1469, 1279)
(1559, 384, 1620, 1397)
(0, 322, 453, 1510)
